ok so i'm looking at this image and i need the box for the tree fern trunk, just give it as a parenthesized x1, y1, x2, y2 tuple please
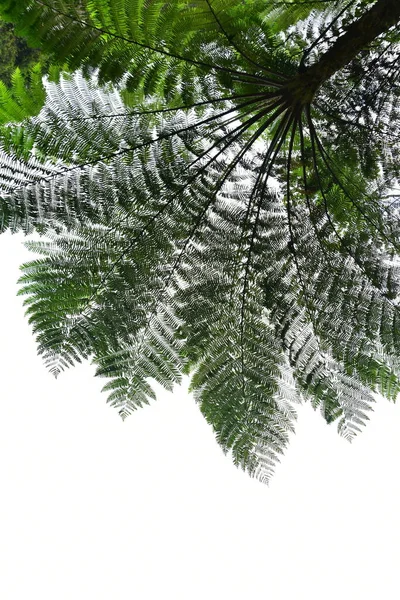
(286, 0, 400, 103)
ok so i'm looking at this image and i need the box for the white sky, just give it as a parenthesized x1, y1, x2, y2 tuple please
(1, 231, 399, 600)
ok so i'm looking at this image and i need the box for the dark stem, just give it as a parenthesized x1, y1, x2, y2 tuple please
(285, 0, 400, 104)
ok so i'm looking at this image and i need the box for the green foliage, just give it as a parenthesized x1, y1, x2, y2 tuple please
(0, 17, 41, 86)
(0, 0, 399, 481)
(0, 64, 46, 124)
(0, 17, 47, 125)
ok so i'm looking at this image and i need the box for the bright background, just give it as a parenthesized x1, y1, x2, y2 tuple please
(1, 232, 399, 599)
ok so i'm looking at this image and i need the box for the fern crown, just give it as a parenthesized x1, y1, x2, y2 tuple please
(0, 0, 399, 481)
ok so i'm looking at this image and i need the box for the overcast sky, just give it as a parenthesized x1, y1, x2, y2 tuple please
(1, 231, 399, 599)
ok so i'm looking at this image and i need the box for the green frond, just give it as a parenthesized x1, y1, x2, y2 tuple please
(0, 64, 45, 125)
(177, 185, 299, 480)
(95, 303, 184, 419)
(7, 64, 400, 478)
(1, 1, 400, 481)
(19, 224, 184, 413)
(0, 0, 296, 103)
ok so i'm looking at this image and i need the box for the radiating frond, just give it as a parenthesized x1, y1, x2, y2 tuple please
(1, 0, 400, 481)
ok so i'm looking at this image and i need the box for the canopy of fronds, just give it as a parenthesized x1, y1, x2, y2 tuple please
(0, 0, 399, 481)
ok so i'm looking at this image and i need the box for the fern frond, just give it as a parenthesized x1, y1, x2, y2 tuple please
(1, 1, 400, 481)
(0, 64, 45, 125)
(268, 0, 359, 25)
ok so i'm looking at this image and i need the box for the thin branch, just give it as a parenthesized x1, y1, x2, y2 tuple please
(43, 91, 273, 124)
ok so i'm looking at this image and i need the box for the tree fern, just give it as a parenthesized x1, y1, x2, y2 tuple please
(0, 0, 400, 481)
